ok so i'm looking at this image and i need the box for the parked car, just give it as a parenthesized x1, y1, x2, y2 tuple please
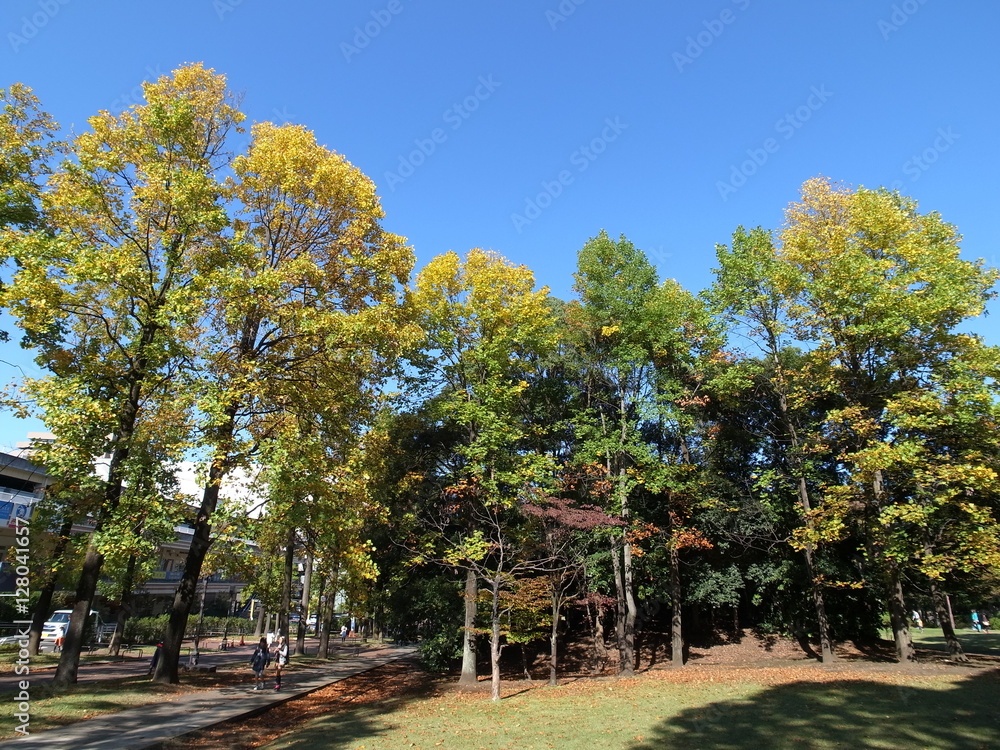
(41, 609, 102, 643)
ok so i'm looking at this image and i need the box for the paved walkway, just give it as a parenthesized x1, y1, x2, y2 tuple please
(0, 643, 259, 693)
(0, 644, 416, 750)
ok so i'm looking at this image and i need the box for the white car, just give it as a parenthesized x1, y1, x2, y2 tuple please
(41, 609, 102, 642)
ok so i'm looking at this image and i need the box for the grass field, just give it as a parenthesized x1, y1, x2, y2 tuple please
(255, 629, 1000, 749)
(907, 628, 1000, 657)
(0, 676, 186, 735)
(3, 635, 998, 748)
(262, 664, 1000, 750)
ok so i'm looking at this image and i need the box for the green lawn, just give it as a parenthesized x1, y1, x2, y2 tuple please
(907, 627, 1000, 658)
(0, 676, 184, 736)
(264, 667, 999, 750)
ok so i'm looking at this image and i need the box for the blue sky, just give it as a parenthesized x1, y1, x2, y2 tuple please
(2, 0, 999, 449)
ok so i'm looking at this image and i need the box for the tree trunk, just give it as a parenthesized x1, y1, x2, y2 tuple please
(319, 565, 338, 659)
(52, 544, 103, 687)
(279, 526, 296, 639)
(459, 568, 478, 687)
(549, 590, 559, 686)
(28, 518, 72, 657)
(802, 537, 834, 662)
(621, 530, 637, 676)
(489, 581, 502, 702)
(799, 477, 836, 664)
(584, 596, 608, 674)
(931, 582, 967, 662)
(772, 345, 835, 663)
(592, 599, 608, 672)
(886, 564, 914, 662)
(153, 450, 227, 684)
(610, 537, 627, 674)
(108, 554, 138, 657)
(253, 604, 265, 638)
(295, 552, 312, 656)
(792, 461, 834, 661)
(669, 540, 684, 667)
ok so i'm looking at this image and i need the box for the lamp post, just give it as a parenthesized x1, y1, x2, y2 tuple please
(189, 575, 207, 666)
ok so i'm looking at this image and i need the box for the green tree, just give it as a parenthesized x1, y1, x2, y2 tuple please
(0, 82, 57, 232)
(709, 225, 837, 661)
(569, 230, 658, 676)
(779, 177, 999, 662)
(1, 65, 237, 686)
(155, 114, 411, 683)
(407, 248, 558, 699)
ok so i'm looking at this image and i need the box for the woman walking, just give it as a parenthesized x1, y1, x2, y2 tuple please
(273, 635, 289, 690)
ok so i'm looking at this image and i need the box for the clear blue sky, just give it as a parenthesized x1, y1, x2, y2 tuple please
(2, 0, 999, 449)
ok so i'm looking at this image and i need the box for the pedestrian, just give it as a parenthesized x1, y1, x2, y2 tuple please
(911, 610, 923, 631)
(972, 610, 981, 631)
(982, 615, 991, 633)
(340, 624, 348, 643)
(248, 637, 270, 690)
(273, 635, 289, 691)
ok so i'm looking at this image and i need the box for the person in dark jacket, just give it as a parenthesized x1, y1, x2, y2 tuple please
(248, 637, 270, 690)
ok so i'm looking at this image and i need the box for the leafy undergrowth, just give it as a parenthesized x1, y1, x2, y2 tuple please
(158, 655, 1000, 750)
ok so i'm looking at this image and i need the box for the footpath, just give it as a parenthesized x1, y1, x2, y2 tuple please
(0, 643, 416, 750)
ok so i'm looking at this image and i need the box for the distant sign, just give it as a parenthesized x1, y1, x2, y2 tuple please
(2, 503, 31, 528)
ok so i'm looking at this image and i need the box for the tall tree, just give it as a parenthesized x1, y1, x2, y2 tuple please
(710, 225, 837, 661)
(155, 116, 411, 683)
(407, 248, 558, 698)
(570, 230, 659, 676)
(778, 177, 998, 662)
(1, 65, 237, 686)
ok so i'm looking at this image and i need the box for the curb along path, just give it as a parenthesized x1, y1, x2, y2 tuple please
(0, 645, 416, 750)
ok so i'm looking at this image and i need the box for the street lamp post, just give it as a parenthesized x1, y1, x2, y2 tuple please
(189, 575, 207, 667)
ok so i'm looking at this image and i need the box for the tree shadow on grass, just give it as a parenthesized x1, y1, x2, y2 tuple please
(629, 667, 1000, 750)
(261, 691, 420, 750)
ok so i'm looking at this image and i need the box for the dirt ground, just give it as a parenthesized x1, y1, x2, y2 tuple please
(154, 632, 1000, 749)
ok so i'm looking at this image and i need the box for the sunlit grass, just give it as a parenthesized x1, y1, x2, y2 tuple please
(881, 627, 1000, 658)
(264, 667, 999, 750)
(0, 677, 186, 737)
